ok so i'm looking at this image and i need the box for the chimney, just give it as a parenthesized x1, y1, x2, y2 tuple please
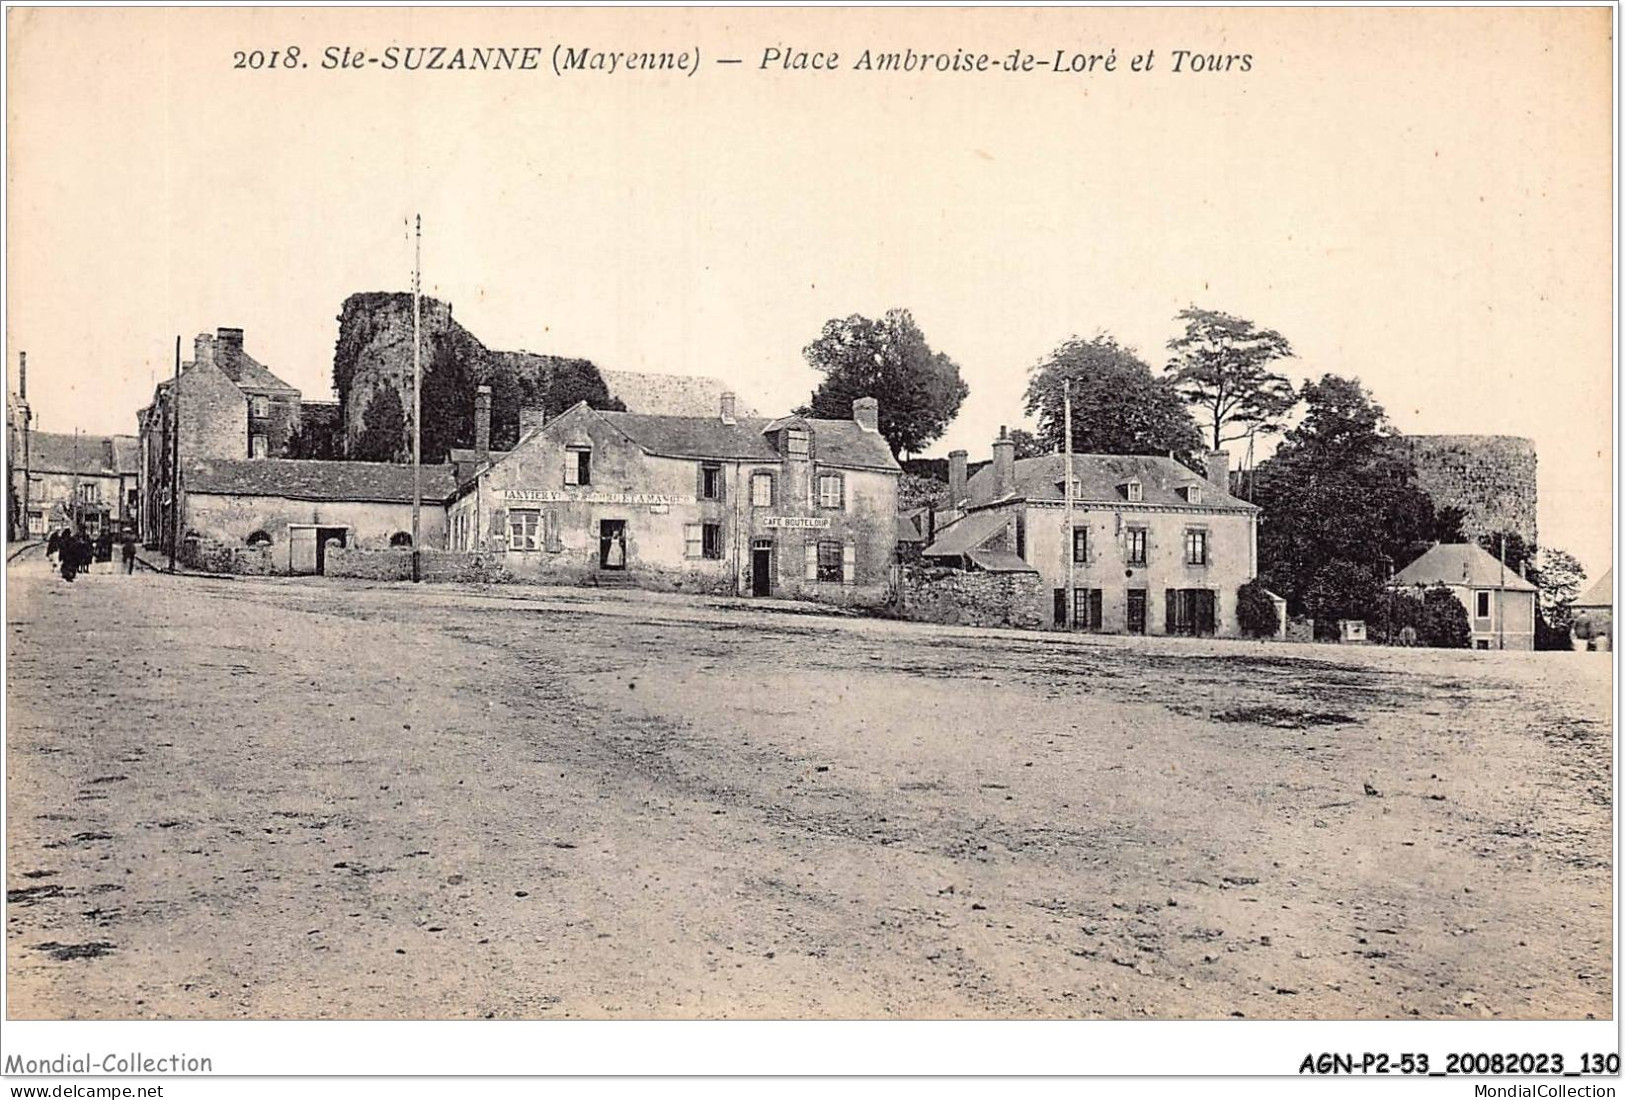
(853, 396, 879, 433)
(193, 333, 214, 368)
(519, 405, 547, 437)
(1203, 449, 1230, 493)
(948, 449, 968, 506)
(216, 327, 244, 353)
(992, 426, 1016, 498)
(720, 391, 737, 426)
(474, 385, 492, 455)
(18, 351, 25, 400)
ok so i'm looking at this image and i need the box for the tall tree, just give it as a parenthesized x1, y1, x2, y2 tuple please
(1008, 428, 1046, 460)
(1024, 333, 1204, 463)
(1533, 546, 1586, 645)
(1165, 307, 1298, 451)
(1252, 374, 1437, 611)
(801, 309, 968, 457)
(353, 388, 406, 463)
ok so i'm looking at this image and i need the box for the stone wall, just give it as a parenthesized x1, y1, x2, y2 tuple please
(324, 547, 517, 583)
(179, 537, 277, 576)
(1399, 435, 1538, 545)
(897, 564, 1044, 630)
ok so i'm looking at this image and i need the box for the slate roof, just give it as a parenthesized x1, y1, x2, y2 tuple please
(967, 453, 1256, 511)
(922, 511, 1011, 558)
(1575, 568, 1613, 610)
(1392, 543, 1538, 592)
(214, 342, 299, 394)
(966, 548, 1039, 573)
(598, 410, 899, 472)
(24, 432, 139, 476)
(184, 457, 458, 504)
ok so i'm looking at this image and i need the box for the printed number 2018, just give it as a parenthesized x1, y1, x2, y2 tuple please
(234, 48, 302, 70)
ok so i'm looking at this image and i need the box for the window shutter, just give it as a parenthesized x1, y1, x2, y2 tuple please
(564, 452, 579, 486)
(716, 467, 726, 503)
(842, 543, 855, 584)
(696, 463, 706, 499)
(1165, 589, 1178, 634)
(1091, 588, 1102, 628)
(805, 540, 818, 581)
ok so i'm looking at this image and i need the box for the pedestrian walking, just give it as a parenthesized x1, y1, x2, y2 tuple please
(60, 531, 84, 582)
(45, 528, 61, 562)
(121, 537, 137, 574)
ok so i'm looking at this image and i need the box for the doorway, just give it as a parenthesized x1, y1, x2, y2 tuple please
(1053, 588, 1068, 627)
(1126, 589, 1147, 635)
(598, 519, 627, 570)
(751, 538, 774, 596)
(315, 527, 347, 575)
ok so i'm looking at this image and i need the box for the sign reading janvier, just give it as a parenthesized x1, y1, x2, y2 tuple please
(500, 489, 689, 506)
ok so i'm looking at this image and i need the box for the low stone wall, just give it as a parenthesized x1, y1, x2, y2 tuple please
(324, 547, 517, 583)
(180, 537, 277, 576)
(897, 565, 1043, 630)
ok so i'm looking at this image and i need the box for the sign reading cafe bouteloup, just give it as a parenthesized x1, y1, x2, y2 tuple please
(500, 489, 690, 506)
(763, 516, 831, 529)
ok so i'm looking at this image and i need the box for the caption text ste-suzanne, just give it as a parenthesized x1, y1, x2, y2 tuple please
(233, 44, 1255, 77)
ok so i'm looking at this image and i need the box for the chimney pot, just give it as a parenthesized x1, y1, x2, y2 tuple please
(852, 396, 879, 433)
(720, 391, 737, 425)
(1203, 449, 1230, 493)
(193, 334, 214, 368)
(992, 429, 1016, 498)
(948, 449, 968, 507)
(216, 327, 244, 351)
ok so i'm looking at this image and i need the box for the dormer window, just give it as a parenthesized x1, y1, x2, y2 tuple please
(785, 429, 809, 458)
(1181, 485, 1203, 505)
(1121, 479, 1143, 503)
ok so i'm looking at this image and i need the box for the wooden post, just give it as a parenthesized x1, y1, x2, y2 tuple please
(411, 214, 422, 583)
(169, 335, 180, 573)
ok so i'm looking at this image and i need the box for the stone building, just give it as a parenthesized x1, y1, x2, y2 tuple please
(1571, 568, 1612, 652)
(178, 457, 455, 575)
(924, 431, 1261, 634)
(446, 390, 900, 605)
(1398, 435, 1538, 546)
(136, 328, 320, 548)
(1390, 541, 1537, 651)
(11, 430, 139, 538)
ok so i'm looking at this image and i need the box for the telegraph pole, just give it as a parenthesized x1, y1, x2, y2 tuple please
(1497, 535, 1507, 650)
(169, 335, 180, 573)
(18, 351, 30, 539)
(411, 214, 422, 583)
(1064, 378, 1075, 630)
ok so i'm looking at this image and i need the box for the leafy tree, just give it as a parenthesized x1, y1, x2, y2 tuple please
(283, 422, 344, 461)
(899, 473, 950, 510)
(1533, 546, 1586, 648)
(1303, 560, 1382, 639)
(1024, 333, 1204, 464)
(1371, 589, 1427, 645)
(1166, 307, 1298, 451)
(1009, 428, 1046, 460)
(353, 388, 406, 462)
(801, 309, 967, 457)
(1252, 375, 1438, 612)
(1431, 504, 1468, 545)
(1236, 580, 1282, 639)
(1418, 584, 1471, 648)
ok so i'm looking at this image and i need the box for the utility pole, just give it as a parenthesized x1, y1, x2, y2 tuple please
(169, 335, 180, 573)
(18, 350, 30, 539)
(411, 214, 423, 583)
(1064, 378, 1075, 630)
(1498, 535, 1507, 650)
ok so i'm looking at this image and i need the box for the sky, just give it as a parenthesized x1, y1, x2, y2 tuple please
(6, 7, 1614, 576)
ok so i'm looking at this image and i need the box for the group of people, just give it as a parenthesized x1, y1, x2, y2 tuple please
(45, 526, 137, 581)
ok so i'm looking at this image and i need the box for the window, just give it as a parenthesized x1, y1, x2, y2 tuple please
(1126, 526, 1148, 566)
(817, 540, 843, 582)
(1475, 591, 1491, 618)
(77, 483, 99, 503)
(1183, 485, 1203, 504)
(1184, 529, 1209, 566)
(245, 530, 272, 548)
(1072, 527, 1089, 564)
(817, 472, 844, 510)
(250, 433, 268, 459)
(1123, 479, 1143, 503)
(250, 395, 269, 418)
(751, 471, 774, 507)
(685, 523, 723, 560)
(1073, 588, 1104, 630)
(700, 464, 724, 501)
(508, 509, 541, 550)
(786, 429, 809, 458)
(1476, 639, 1490, 650)
(390, 531, 413, 548)
(564, 447, 591, 487)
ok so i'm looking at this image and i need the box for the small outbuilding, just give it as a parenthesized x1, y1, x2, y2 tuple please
(1571, 568, 1612, 652)
(1391, 542, 1538, 651)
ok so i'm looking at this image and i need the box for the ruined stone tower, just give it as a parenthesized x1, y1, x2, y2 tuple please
(1398, 435, 1538, 546)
